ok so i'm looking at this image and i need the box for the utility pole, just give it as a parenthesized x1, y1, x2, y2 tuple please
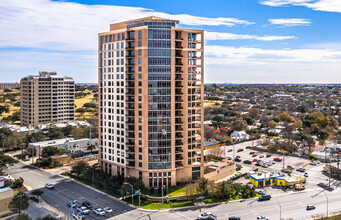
(21, 143, 24, 161)
(38, 146, 41, 167)
(31, 136, 35, 164)
(2, 134, 4, 152)
(18, 194, 25, 216)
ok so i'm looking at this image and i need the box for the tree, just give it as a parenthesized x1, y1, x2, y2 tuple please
(0, 152, 18, 174)
(268, 120, 278, 128)
(71, 161, 90, 178)
(0, 105, 9, 115)
(221, 181, 235, 199)
(279, 112, 293, 123)
(76, 108, 86, 113)
(248, 108, 260, 119)
(16, 213, 32, 220)
(36, 215, 57, 220)
(9, 192, 29, 214)
(42, 146, 59, 158)
(87, 144, 96, 154)
(232, 119, 248, 131)
(12, 177, 24, 188)
(293, 119, 303, 130)
(198, 178, 209, 197)
(208, 147, 224, 158)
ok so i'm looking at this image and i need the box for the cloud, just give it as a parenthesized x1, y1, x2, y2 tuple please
(268, 18, 311, 26)
(0, 0, 253, 51)
(206, 31, 296, 41)
(205, 45, 341, 65)
(259, 0, 341, 13)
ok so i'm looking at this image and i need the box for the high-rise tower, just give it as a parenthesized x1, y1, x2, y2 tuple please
(98, 17, 204, 187)
(20, 71, 75, 127)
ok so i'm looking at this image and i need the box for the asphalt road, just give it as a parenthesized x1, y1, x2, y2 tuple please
(9, 161, 133, 219)
(112, 187, 341, 220)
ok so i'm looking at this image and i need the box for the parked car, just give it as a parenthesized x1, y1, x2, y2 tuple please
(228, 149, 233, 152)
(252, 154, 258, 157)
(310, 161, 317, 166)
(316, 160, 321, 164)
(104, 207, 113, 213)
(257, 190, 264, 195)
(197, 212, 217, 220)
(304, 172, 309, 177)
(266, 154, 272, 158)
(257, 216, 269, 220)
(244, 160, 252, 164)
(253, 159, 258, 162)
(82, 201, 92, 208)
(274, 158, 282, 162)
(228, 217, 241, 220)
(246, 146, 252, 149)
(67, 200, 77, 208)
(262, 164, 268, 168)
(259, 155, 264, 158)
(297, 168, 306, 172)
(306, 205, 315, 210)
(271, 160, 276, 165)
(227, 157, 232, 160)
(235, 158, 242, 162)
(258, 195, 271, 201)
(250, 152, 255, 155)
(237, 148, 244, 152)
(77, 206, 90, 215)
(93, 208, 106, 216)
(45, 183, 54, 189)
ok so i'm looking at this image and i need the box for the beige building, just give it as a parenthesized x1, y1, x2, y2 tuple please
(98, 17, 204, 187)
(0, 83, 19, 90)
(20, 71, 75, 127)
(0, 187, 13, 216)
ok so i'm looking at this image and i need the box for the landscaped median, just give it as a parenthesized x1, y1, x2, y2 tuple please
(61, 161, 261, 210)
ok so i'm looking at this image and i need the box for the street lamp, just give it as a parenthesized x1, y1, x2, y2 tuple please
(276, 198, 281, 220)
(161, 185, 165, 209)
(322, 191, 329, 218)
(123, 182, 134, 205)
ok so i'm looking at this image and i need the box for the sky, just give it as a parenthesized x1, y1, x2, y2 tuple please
(0, 0, 341, 83)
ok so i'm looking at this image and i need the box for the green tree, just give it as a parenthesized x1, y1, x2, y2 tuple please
(87, 144, 96, 154)
(36, 214, 57, 220)
(9, 192, 29, 214)
(198, 178, 209, 197)
(0, 105, 9, 115)
(268, 120, 278, 128)
(12, 177, 24, 188)
(221, 181, 235, 199)
(71, 161, 90, 178)
(0, 152, 18, 174)
(16, 213, 32, 220)
(42, 146, 59, 158)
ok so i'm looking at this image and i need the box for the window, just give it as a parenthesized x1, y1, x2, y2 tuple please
(122, 33, 125, 40)
(138, 58, 142, 64)
(138, 41, 142, 47)
(138, 66, 142, 72)
(138, 30, 142, 39)
(118, 33, 121, 41)
(139, 162, 142, 167)
(138, 74, 142, 79)
(138, 49, 142, 56)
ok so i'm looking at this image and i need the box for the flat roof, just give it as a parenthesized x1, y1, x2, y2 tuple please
(0, 187, 13, 193)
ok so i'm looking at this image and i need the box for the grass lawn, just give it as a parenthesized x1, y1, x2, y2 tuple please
(204, 100, 223, 108)
(75, 92, 95, 109)
(141, 201, 194, 210)
(167, 186, 186, 197)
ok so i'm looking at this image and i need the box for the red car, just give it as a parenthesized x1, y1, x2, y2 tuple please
(253, 159, 258, 162)
(250, 152, 255, 155)
(252, 154, 258, 157)
(274, 158, 282, 162)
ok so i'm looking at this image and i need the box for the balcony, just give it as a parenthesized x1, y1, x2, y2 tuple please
(175, 53, 183, 57)
(175, 162, 183, 168)
(175, 155, 183, 161)
(175, 119, 183, 124)
(126, 53, 135, 58)
(127, 161, 135, 167)
(175, 62, 183, 66)
(175, 77, 183, 81)
(175, 99, 183, 103)
(126, 154, 135, 160)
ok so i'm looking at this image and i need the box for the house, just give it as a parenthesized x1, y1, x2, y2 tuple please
(230, 131, 249, 141)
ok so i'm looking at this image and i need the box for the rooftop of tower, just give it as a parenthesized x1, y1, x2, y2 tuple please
(110, 16, 179, 31)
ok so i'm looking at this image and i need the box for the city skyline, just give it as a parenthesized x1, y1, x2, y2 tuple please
(0, 0, 341, 83)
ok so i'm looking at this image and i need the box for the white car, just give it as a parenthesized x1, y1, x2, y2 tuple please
(197, 212, 217, 220)
(77, 206, 89, 215)
(93, 208, 106, 216)
(45, 183, 55, 189)
(104, 207, 113, 213)
(310, 161, 317, 165)
(257, 216, 268, 220)
(304, 172, 309, 177)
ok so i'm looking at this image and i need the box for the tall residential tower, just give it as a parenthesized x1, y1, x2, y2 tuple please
(20, 71, 75, 127)
(98, 17, 204, 187)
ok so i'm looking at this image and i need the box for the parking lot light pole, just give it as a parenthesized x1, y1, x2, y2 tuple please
(123, 182, 134, 205)
(322, 191, 328, 217)
(161, 185, 165, 209)
(276, 198, 281, 220)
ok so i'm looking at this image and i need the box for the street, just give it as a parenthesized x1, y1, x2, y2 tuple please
(111, 187, 341, 220)
(8, 161, 133, 219)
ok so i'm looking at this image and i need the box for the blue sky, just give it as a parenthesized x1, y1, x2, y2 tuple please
(0, 0, 341, 83)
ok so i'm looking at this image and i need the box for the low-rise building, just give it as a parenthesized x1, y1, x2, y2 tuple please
(204, 161, 236, 181)
(0, 187, 13, 216)
(28, 137, 98, 155)
(230, 131, 249, 142)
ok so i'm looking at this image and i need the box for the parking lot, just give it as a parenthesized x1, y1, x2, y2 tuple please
(216, 140, 327, 189)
